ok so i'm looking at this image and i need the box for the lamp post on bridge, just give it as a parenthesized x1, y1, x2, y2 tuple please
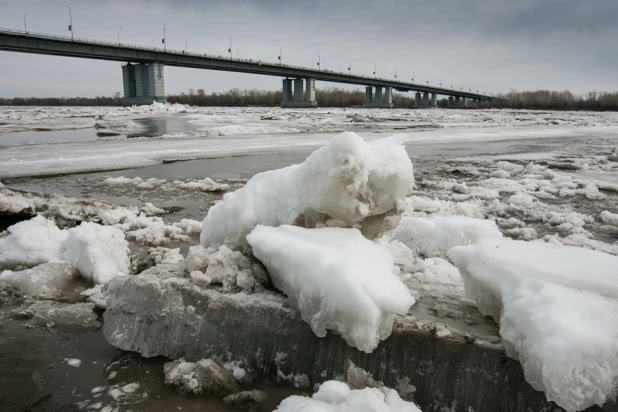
(237, 46, 243, 59)
(394, 68, 398, 80)
(159, 22, 166, 51)
(316, 52, 320, 71)
(23, 13, 28, 33)
(348, 59, 351, 75)
(117, 28, 123, 46)
(64, 5, 73, 40)
(185, 39, 191, 53)
(226, 34, 232, 58)
(277, 44, 282, 66)
(373, 64, 376, 78)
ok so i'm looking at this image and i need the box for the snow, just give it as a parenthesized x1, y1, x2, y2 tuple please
(103, 175, 230, 192)
(447, 237, 618, 411)
(275, 381, 422, 412)
(247, 225, 415, 353)
(599, 210, 618, 226)
(201, 132, 414, 248)
(389, 216, 503, 258)
(0, 215, 67, 269)
(64, 222, 130, 284)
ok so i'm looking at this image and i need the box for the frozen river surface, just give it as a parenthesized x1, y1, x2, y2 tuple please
(0, 104, 617, 412)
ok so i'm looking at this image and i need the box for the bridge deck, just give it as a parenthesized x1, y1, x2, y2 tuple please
(0, 28, 489, 100)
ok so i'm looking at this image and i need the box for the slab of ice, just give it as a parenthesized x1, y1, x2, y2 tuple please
(447, 238, 618, 411)
(64, 222, 130, 284)
(391, 216, 502, 258)
(163, 359, 240, 396)
(0, 262, 77, 297)
(247, 225, 415, 353)
(201, 132, 414, 248)
(275, 380, 422, 412)
(0, 215, 68, 269)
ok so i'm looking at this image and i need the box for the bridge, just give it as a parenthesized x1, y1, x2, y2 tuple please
(0, 28, 490, 108)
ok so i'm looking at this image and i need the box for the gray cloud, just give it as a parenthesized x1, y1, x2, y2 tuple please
(0, 0, 616, 97)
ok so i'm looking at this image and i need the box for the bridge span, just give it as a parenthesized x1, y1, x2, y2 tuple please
(0, 28, 490, 108)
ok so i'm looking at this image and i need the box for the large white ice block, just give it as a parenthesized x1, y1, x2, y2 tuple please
(447, 238, 618, 411)
(201, 132, 414, 248)
(247, 225, 415, 353)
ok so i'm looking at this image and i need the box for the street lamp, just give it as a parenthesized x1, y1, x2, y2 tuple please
(65, 5, 73, 40)
(277, 44, 282, 66)
(412, 72, 415, 83)
(226, 34, 232, 58)
(117, 28, 123, 45)
(185, 38, 191, 53)
(237, 46, 243, 59)
(348, 59, 351, 75)
(394, 68, 398, 80)
(373, 64, 377, 78)
(316, 52, 320, 70)
(23, 13, 28, 33)
(159, 22, 166, 51)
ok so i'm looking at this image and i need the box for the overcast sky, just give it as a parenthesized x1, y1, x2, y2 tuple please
(1, 0, 617, 98)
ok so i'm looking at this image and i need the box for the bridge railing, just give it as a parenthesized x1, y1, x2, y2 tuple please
(0, 27, 487, 98)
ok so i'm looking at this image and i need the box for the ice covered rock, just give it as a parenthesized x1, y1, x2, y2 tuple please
(447, 238, 618, 411)
(163, 359, 240, 396)
(247, 225, 415, 353)
(275, 380, 422, 412)
(201, 132, 414, 248)
(0, 215, 67, 270)
(64, 222, 130, 284)
(0, 262, 77, 298)
(390, 216, 502, 258)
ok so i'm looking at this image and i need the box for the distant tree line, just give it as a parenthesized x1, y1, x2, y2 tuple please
(0, 92, 123, 106)
(166, 87, 415, 108)
(1, 88, 617, 111)
(477, 90, 618, 111)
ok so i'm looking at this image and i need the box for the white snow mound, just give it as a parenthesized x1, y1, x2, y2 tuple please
(447, 237, 618, 411)
(391, 216, 502, 258)
(275, 380, 422, 412)
(201, 132, 414, 248)
(247, 225, 415, 353)
(64, 222, 130, 284)
(0, 215, 68, 269)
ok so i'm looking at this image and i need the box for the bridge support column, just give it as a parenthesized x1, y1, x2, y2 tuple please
(462, 97, 468, 107)
(422, 92, 429, 107)
(448, 96, 454, 107)
(364, 86, 393, 108)
(122, 63, 166, 106)
(455, 96, 461, 107)
(364, 87, 373, 106)
(431, 92, 437, 107)
(415, 92, 421, 108)
(281, 78, 317, 108)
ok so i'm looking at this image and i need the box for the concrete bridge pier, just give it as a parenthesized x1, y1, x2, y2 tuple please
(415, 92, 421, 108)
(365, 87, 373, 106)
(364, 86, 394, 108)
(455, 96, 461, 107)
(422, 92, 429, 107)
(462, 97, 468, 107)
(281, 78, 317, 108)
(448, 96, 455, 107)
(431, 92, 437, 107)
(122, 63, 166, 106)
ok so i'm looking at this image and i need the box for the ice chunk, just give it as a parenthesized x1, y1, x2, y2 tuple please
(275, 381, 422, 412)
(65, 358, 82, 367)
(0, 215, 67, 269)
(223, 390, 268, 406)
(247, 225, 415, 353)
(447, 238, 618, 411)
(201, 132, 414, 248)
(0, 262, 77, 297)
(600, 210, 618, 226)
(64, 222, 130, 284)
(391, 216, 502, 258)
(163, 359, 240, 396)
